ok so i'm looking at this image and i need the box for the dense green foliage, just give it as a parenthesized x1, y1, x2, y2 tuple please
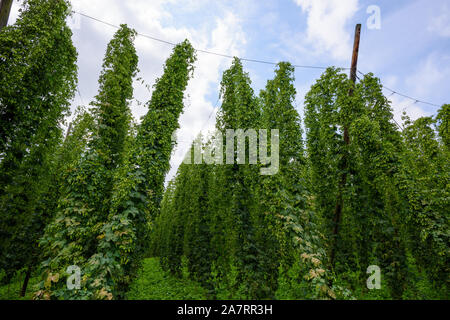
(396, 107, 449, 298)
(126, 258, 207, 300)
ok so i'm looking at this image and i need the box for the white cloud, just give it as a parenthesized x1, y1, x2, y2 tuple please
(427, 3, 450, 38)
(294, 0, 359, 61)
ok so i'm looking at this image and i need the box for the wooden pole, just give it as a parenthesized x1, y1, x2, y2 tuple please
(329, 24, 361, 269)
(0, 0, 13, 32)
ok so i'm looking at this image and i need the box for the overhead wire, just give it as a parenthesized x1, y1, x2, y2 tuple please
(75, 11, 343, 72)
(73, 10, 444, 132)
(357, 70, 440, 108)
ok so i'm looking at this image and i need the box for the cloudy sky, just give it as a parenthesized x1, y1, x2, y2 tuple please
(8, 0, 450, 182)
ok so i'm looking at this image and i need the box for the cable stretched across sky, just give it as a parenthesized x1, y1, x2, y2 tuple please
(73, 10, 443, 109)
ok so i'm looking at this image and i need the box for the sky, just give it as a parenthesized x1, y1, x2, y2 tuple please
(8, 0, 450, 182)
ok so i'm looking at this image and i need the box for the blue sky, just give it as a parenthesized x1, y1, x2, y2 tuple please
(9, 0, 450, 180)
